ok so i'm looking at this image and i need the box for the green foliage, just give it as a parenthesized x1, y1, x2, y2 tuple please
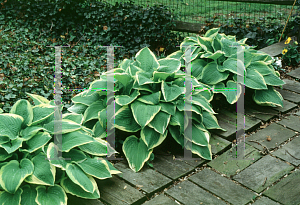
(0, 93, 120, 204)
(0, 0, 183, 114)
(167, 28, 285, 107)
(202, 16, 284, 49)
(285, 0, 300, 40)
(282, 38, 300, 66)
(69, 47, 225, 172)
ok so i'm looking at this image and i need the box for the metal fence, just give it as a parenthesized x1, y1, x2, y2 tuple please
(102, 0, 299, 26)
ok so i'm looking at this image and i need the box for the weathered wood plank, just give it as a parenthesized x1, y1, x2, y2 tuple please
(171, 20, 205, 33)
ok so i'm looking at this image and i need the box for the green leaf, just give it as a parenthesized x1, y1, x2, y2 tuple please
(35, 185, 67, 205)
(43, 119, 82, 135)
(116, 89, 140, 106)
(204, 27, 220, 39)
(191, 94, 216, 114)
(136, 72, 154, 85)
(78, 138, 112, 157)
(149, 111, 171, 134)
(197, 36, 214, 52)
(253, 85, 284, 107)
(114, 72, 132, 87)
(0, 159, 34, 193)
(244, 69, 267, 90)
(220, 58, 246, 76)
(24, 152, 55, 186)
(0, 113, 23, 140)
(202, 111, 225, 131)
(0, 188, 22, 205)
(62, 113, 84, 125)
(113, 105, 141, 132)
(137, 91, 160, 105)
(190, 59, 207, 79)
(159, 102, 176, 115)
(131, 101, 161, 127)
(30, 104, 55, 126)
(60, 176, 100, 199)
(168, 125, 184, 147)
(19, 132, 51, 153)
(141, 126, 168, 150)
(76, 157, 111, 180)
(0, 137, 23, 154)
(20, 185, 38, 205)
(0, 148, 13, 162)
(185, 141, 212, 160)
(161, 81, 185, 102)
(213, 80, 242, 104)
(247, 61, 273, 75)
(20, 126, 46, 141)
(68, 103, 88, 114)
(83, 101, 106, 123)
(26, 92, 49, 105)
(135, 47, 159, 72)
(263, 72, 285, 86)
(200, 61, 229, 85)
(157, 58, 181, 73)
(200, 50, 224, 60)
(9, 99, 33, 128)
(72, 90, 100, 106)
(62, 130, 95, 152)
(122, 135, 153, 172)
(66, 163, 95, 193)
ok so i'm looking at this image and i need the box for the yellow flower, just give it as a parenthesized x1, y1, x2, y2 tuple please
(295, 41, 298, 45)
(282, 48, 288, 55)
(285, 37, 291, 44)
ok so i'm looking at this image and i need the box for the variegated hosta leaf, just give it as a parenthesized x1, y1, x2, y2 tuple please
(72, 90, 101, 105)
(19, 132, 51, 153)
(131, 101, 161, 127)
(136, 71, 154, 85)
(137, 91, 160, 105)
(93, 121, 106, 139)
(157, 58, 181, 73)
(219, 58, 246, 76)
(114, 105, 141, 132)
(135, 47, 159, 72)
(169, 110, 188, 133)
(200, 50, 224, 60)
(20, 185, 38, 205)
(185, 141, 212, 160)
(24, 152, 55, 186)
(0, 148, 13, 162)
(9, 99, 33, 128)
(43, 119, 82, 135)
(0, 108, 3, 114)
(204, 27, 220, 39)
(62, 113, 84, 125)
(26, 92, 50, 105)
(0, 159, 34, 193)
(114, 72, 132, 87)
(35, 185, 67, 205)
(79, 137, 116, 157)
(253, 85, 284, 107)
(0, 137, 23, 154)
(200, 61, 229, 85)
(153, 71, 175, 82)
(184, 122, 210, 147)
(263, 72, 285, 86)
(159, 102, 176, 115)
(202, 111, 226, 131)
(191, 94, 216, 114)
(221, 38, 240, 57)
(0, 188, 22, 205)
(61, 176, 100, 199)
(75, 157, 112, 180)
(0, 113, 23, 140)
(213, 80, 242, 104)
(190, 59, 207, 79)
(122, 135, 153, 172)
(161, 81, 185, 102)
(30, 104, 55, 126)
(83, 101, 106, 123)
(244, 69, 268, 90)
(168, 125, 184, 147)
(247, 61, 274, 75)
(62, 130, 95, 152)
(65, 163, 96, 193)
(141, 126, 168, 150)
(197, 36, 214, 53)
(116, 89, 140, 106)
(102, 158, 122, 175)
(68, 103, 88, 115)
(166, 50, 184, 60)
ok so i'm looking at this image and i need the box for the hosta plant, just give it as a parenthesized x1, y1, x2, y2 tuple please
(166, 27, 285, 107)
(0, 93, 120, 205)
(68, 47, 226, 172)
